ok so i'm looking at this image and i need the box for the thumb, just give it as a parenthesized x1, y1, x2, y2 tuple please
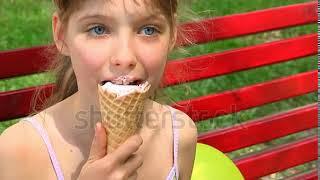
(88, 122, 107, 163)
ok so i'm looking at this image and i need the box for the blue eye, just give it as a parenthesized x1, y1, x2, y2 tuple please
(141, 26, 159, 36)
(88, 25, 107, 36)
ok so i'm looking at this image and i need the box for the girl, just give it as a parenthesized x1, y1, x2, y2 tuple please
(0, 0, 198, 179)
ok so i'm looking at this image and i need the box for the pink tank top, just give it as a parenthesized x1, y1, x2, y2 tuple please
(22, 105, 179, 180)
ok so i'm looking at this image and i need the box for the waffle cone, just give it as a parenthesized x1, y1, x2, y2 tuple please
(97, 82, 151, 153)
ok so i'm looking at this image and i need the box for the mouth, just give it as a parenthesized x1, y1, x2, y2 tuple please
(99, 79, 145, 86)
(99, 78, 151, 98)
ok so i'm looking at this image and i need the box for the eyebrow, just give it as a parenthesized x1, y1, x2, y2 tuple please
(78, 13, 166, 24)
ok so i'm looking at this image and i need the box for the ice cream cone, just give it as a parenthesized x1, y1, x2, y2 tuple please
(97, 81, 151, 153)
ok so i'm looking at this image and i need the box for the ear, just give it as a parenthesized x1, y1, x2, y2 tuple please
(52, 12, 70, 56)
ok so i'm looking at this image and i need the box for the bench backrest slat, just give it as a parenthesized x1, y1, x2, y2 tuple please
(198, 103, 317, 152)
(172, 71, 316, 121)
(235, 136, 317, 179)
(164, 34, 317, 86)
(290, 170, 318, 180)
(0, 45, 53, 79)
(177, 2, 317, 45)
(0, 84, 53, 120)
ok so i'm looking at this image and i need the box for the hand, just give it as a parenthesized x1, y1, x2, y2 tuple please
(77, 122, 143, 180)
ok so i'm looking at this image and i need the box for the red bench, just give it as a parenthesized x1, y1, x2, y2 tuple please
(0, 1, 317, 179)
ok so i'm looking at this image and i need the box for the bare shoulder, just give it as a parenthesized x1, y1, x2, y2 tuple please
(0, 120, 48, 179)
(169, 107, 198, 149)
(155, 102, 198, 142)
(0, 120, 35, 156)
(153, 102, 198, 145)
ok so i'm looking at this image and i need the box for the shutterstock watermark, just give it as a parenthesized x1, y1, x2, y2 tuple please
(73, 104, 242, 130)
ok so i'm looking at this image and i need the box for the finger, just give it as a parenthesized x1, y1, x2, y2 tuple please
(110, 134, 143, 164)
(87, 122, 107, 163)
(122, 154, 143, 177)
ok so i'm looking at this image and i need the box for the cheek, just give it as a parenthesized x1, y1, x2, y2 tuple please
(69, 38, 107, 76)
(138, 41, 168, 79)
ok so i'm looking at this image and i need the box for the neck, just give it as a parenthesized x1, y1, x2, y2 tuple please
(73, 91, 101, 132)
(49, 91, 101, 153)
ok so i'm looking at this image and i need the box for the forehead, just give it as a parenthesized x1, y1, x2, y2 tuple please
(71, 0, 165, 21)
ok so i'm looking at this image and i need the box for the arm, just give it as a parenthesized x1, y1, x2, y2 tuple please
(174, 110, 198, 180)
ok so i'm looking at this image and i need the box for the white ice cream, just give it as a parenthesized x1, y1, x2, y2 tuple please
(101, 81, 150, 98)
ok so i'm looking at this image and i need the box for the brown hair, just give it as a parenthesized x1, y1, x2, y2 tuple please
(31, 0, 200, 115)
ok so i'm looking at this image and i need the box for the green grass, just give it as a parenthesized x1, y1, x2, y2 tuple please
(0, 0, 317, 178)
(0, 0, 53, 50)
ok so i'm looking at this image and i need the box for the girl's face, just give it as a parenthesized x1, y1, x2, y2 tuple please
(53, 0, 176, 98)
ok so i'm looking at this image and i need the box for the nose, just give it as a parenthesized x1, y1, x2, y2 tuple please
(110, 39, 137, 71)
(110, 56, 136, 70)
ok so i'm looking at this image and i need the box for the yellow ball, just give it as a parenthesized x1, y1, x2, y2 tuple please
(191, 143, 244, 180)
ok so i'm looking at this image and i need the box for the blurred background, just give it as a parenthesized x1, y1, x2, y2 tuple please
(0, 0, 317, 179)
